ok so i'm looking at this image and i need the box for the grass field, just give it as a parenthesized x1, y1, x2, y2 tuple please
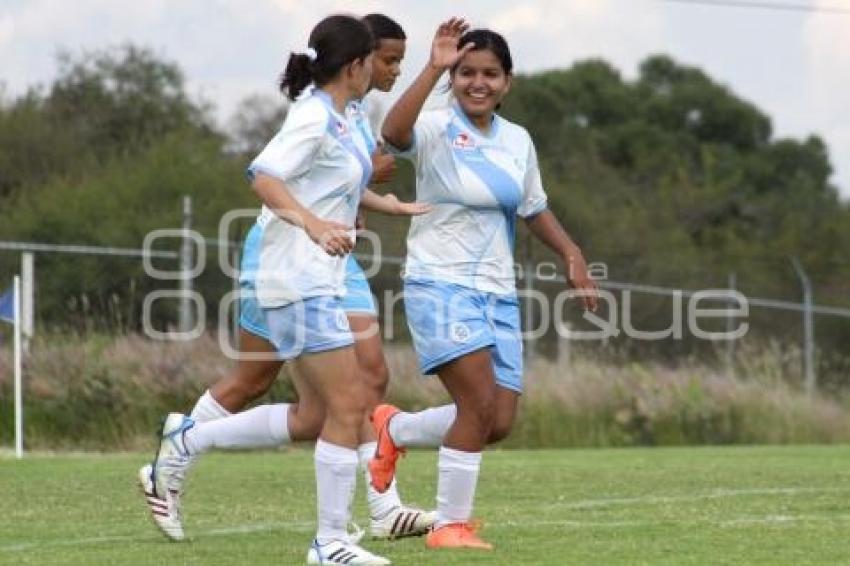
(2, 446, 849, 565)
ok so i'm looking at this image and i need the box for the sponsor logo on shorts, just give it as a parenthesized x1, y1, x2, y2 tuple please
(450, 321, 471, 344)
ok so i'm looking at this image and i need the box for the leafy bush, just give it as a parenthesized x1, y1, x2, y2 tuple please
(1, 334, 847, 450)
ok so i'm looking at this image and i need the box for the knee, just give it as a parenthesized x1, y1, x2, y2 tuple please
(457, 392, 497, 442)
(488, 418, 514, 443)
(293, 403, 325, 439)
(244, 377, 276, 400)
(235, 366, 277, 400)
(326, 388, 368, 429)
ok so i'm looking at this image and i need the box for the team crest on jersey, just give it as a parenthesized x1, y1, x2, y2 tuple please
(335, 120, 349, 136)
(452, 132, 476, 150)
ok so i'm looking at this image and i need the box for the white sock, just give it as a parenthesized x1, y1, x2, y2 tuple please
(436, 446, 481, 528)
(183, 403, 290, 455)
(315, 439, 359, 544)
(190, 390, 232, 423)
(389, 404, 456, 448)
(358, 442, 402, 519)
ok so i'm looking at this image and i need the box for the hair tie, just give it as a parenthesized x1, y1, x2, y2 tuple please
(305, 47, 318, 61)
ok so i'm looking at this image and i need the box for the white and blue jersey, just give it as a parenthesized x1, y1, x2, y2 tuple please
(243, 89, 372, 308)
(348, 99, 378, 155)
(340, 98, 379, 316)
(393, 104, 548, 295)
(392, 104, 548, 391)
(240, 89, 372, 358)
(238, 92, 378, 344)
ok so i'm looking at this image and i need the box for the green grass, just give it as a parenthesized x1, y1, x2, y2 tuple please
(2, 446, 850, 565)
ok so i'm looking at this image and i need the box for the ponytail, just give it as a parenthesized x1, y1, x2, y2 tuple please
(277, 15, 374, 102)
(280, 52, 314, 100)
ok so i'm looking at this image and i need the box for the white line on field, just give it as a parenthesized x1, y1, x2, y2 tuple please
(503, 513, 850, 530)
(0, 521, 313, 553)
(3, 487, 848, 554)
(548, 486, 849, 510)
(5, 510, 850, 554)
(719, 514, 850, 526)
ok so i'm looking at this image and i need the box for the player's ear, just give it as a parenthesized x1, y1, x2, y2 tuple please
(503, 73, 512, 95)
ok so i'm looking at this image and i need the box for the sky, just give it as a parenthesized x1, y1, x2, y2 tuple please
(1, 0, 849, 198)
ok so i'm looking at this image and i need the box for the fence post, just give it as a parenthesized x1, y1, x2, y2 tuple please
(179, 196, 194, 333)
(791, 257, 815, 394)
(21, 252, 34, 353)
(725, 271, 736, 378)
(13, 275, 23, 459)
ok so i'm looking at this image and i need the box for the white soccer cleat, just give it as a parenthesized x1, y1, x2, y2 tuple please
(370, 506, 437, 540)
(138, 463, 183, 541)
(306, 539, 392, 565)
(138, 412, 194, 541)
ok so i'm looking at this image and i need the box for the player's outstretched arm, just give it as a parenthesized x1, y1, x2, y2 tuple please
(525, 210, 598, 311)
(382, 17, 474, 150)
(360, 189, 432, 216)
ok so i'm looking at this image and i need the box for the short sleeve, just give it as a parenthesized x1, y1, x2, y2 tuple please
(517, 137, 548, 218)
(247, 101, 327, 182)
(384, 109, 445, 165)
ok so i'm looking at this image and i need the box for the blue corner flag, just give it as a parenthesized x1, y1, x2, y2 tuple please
(0, 285, 14, 325)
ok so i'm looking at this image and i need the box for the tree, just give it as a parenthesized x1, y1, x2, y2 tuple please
(0, 44, 215, 201)
(47, 44, 214, 151)
(226, 93, 288, 156)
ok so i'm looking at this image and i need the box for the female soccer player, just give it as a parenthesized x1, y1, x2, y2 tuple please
(142, 15, 406, 565)
(138, 13, 436, 549)
(371, 19, 598, 551)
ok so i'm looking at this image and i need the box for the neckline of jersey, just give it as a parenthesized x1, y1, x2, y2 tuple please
(313, 88, 350, 121)
(451, 103, 501, 139)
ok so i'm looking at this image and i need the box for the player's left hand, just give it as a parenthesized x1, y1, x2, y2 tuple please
(566, 250, 598, 311)
(385, 194, 433, 216)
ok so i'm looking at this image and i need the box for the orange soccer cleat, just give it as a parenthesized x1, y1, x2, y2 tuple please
(368, 404, 405, 493)
(425, 521, 493, 550)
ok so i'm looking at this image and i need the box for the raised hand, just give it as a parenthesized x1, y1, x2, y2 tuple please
(429, 17, 475, 70)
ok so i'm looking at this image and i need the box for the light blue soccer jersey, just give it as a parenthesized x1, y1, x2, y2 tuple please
(348, 99, 378, 155)
(340, 98, 379, 316)
(243, 90, 373, 308)
(391, 104, 548, 294)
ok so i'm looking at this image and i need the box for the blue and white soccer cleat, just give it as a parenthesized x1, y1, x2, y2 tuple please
(137, 412, 195, 541)
(306, 539, 391, 565)
(370, 506, 437, 540)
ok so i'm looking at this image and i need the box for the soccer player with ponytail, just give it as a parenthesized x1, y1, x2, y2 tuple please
(139, 14, 422, 565)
